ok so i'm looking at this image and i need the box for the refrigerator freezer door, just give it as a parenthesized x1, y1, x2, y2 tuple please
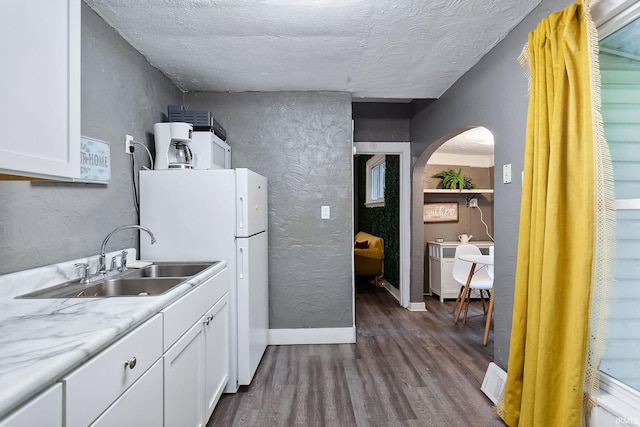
(139, 170, 236, 261)
(236, 231, 269, 385)
(236, 169, 268, 237)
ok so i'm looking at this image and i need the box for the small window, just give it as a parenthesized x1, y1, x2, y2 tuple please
(366, 155, 386, 207)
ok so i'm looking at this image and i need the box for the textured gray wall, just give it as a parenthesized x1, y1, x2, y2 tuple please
(353, 118, 410, 142)
(184, 92, 354, 329)
(352, 102, 411, 142)
(410, 0, 573, 368)
(0, 4, 181, 275)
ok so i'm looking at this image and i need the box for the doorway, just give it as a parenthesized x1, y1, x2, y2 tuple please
(354, 142, 413, 309)
(412, 127, 495, 308)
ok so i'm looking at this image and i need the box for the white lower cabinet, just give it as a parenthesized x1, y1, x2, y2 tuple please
(204, 296, 229, 421)
(164, 320, 205, 427)
(0, 384, 62, 427)
(164, 270, 230, 427)
(90, 360, 163, 427)
(428, 241, 494, 301)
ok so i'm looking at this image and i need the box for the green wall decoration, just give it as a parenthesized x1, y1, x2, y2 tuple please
(357, 155, 400, 288)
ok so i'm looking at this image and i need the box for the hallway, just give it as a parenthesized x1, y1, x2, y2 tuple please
(209, 285, 503, 426)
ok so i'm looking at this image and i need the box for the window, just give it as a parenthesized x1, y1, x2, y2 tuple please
(598, 8, 640, 393)
(366, 155, 386, 207)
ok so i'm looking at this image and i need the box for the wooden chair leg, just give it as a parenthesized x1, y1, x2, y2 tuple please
(453, 285, 465, 314)
(463, 286, 472, 324)
(483, 290, 491, 314)
(483, 290, 495, 346)
(454, 263, 476, 324)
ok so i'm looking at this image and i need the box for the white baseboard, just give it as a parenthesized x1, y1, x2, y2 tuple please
(381, 281, 425, 310)
(408, 302, 427, 311)
(383, 281, 400, 301)
(269, 326, 356, 345)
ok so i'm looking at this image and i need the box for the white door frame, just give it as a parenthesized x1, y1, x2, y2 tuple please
(354, 142, 412, 309)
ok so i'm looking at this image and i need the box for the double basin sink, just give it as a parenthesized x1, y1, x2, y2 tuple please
(18, 262, 217, 298)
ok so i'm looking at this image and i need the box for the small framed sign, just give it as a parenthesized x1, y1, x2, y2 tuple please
(79, 136, 111, 183)
(423, 202, 459, 223)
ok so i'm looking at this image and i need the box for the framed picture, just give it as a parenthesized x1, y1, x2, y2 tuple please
(423, 202, 459, 223)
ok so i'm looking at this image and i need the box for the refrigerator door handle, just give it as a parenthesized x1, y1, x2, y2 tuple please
(238, 196, 245, 229)
(238, 246, 245, 279)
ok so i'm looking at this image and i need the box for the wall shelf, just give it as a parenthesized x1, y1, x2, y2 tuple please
(424, 188, 494, 207)
(423, 189, 494, 194)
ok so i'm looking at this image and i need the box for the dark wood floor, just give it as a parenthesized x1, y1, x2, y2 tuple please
(208, 283, 505, 426)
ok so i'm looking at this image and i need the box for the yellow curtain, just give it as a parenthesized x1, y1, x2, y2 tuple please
(497, 1, 611, 425)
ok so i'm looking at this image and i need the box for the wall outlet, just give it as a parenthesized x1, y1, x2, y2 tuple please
(125, 134, 134, 154)
(503, 163, 512, 184)
(469, 198, 478, 208)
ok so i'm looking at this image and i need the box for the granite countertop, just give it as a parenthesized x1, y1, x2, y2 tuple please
(0, 250, 226, 419)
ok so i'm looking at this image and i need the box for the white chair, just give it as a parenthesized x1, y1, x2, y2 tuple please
(452, 244, 493, 325)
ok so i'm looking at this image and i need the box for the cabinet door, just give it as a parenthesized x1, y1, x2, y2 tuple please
(165, 320, 205, 427)
(0, 0, 80, 180)
(441, 258, 459, 299)
(429, 256, 443, 301)
(90, 360, 163, 427)
(0, 384, 62, 427)
(204, 295, 229, 422)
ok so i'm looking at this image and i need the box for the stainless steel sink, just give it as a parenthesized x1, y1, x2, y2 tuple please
(17, 261, 217, 298)
(61, 278, 185, 297)
(121, 262, 214, 279)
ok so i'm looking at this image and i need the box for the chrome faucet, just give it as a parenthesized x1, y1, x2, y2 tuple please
(97, 225, 156, 275)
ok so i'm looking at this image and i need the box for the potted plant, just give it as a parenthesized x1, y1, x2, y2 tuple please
(432, 168, 475, 190)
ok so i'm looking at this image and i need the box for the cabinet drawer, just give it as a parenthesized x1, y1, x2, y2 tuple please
(0, 384, 62, 427)
(64, 314, 163, 427)
(90, 359, 163, 427)
(163, 268, 228, 351)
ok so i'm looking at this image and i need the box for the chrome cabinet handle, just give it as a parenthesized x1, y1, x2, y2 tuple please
(204, 314, 214, 326)
(124, 357, 137, 369)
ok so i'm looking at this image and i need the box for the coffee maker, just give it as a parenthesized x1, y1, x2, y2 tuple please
(153, 122, 194, 169)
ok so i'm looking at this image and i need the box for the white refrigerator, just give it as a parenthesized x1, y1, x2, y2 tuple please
(139, 168, 268, 393)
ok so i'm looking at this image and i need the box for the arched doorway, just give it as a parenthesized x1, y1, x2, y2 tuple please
(411, 127, 495, 306)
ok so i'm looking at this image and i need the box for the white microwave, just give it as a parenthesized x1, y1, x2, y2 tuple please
(190, 131, 231, 169)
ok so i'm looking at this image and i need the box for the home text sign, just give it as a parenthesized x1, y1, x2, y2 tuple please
(423, 202, 459, 223)
(79, 136, 111, 183)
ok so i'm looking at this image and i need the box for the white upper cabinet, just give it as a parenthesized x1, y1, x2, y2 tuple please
(0, 0, 80, 180)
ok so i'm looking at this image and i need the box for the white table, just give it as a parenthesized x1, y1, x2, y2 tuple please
(454, 254, 494, 346)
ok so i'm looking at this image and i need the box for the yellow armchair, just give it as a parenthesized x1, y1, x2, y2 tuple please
(354, 231, 384, 285)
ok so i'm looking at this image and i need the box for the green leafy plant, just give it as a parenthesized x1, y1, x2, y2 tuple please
(432, 168, 475, 190)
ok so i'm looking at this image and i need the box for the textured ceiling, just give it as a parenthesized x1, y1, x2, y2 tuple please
(437, 126, 494, 155)
(84, 0, 541, 99)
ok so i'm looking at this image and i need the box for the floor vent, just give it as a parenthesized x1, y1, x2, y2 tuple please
(481, 362, 507, 404)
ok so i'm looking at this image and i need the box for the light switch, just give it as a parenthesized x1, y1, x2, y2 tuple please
(503, 164, 512, 184)
(321, 206, 330, 219)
